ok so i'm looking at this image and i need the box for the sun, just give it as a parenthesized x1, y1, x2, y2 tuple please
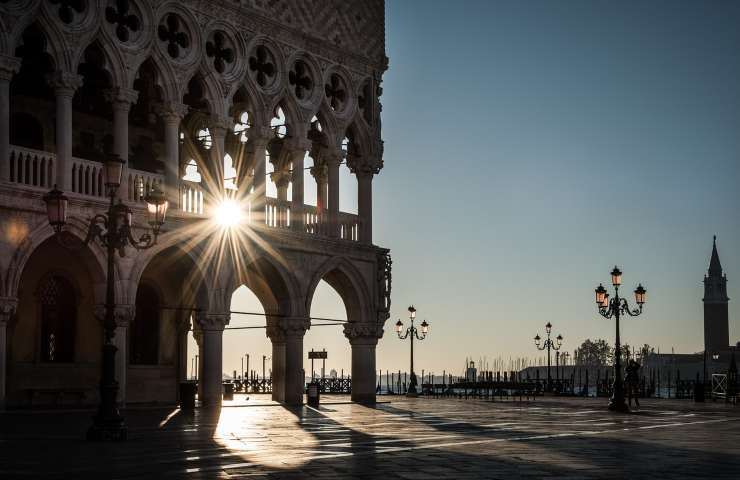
(214, 199, 243, 227)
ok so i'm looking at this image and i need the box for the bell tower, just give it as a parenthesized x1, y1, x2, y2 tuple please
(703, 236, 730, 354)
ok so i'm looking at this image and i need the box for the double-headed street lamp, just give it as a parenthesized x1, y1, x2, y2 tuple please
(42, 154, 168, 440)
(594, 266, 646, 412)
(395, 305, 429, 397)
(534, 322, 563, 391)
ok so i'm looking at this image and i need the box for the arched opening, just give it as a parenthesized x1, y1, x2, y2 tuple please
(226, 86, 255, 197)
(131, 245, 207, 404)
(9, 112, 45, 150)
(8, 234, 104, 407)
(266, 104, 289, 200)
(340, 134, 358, 215)
(180, 74, 211, 213)
(304, 280, 350, 385)
(38, 274, 77, 363)
(130, 283, 160, 365)
(72, 43, 113, 162)
(9, 24, 56, 186)
(129, 59, 165, 174)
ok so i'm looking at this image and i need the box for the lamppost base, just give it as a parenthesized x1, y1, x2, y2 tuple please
(406, 391, 419, 398)
(607, 397, 630, 413)
(86, 416, 128, 441)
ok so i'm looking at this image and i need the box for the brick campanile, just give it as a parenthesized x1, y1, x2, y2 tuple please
(703, 236, 730, 354)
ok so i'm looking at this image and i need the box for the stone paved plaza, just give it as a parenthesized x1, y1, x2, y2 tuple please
(1, 395, 740, 479)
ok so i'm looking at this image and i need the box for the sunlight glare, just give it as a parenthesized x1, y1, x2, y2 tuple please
(215, 199, 243, 227)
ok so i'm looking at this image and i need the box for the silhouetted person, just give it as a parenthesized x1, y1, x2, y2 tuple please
(625, 359, 641, 408)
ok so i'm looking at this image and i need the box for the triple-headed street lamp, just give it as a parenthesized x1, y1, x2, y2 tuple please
(42, 153, 168, 440)
(594, 266, 647, 412)
(395, 305, 429, 397)
(534, 322, 563, 391)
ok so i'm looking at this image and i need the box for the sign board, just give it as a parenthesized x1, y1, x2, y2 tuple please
(308, 350, 327, 360)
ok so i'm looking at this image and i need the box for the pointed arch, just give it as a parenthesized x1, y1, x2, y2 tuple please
(73, 36, 127, 89)
(305, 256, 371, 325)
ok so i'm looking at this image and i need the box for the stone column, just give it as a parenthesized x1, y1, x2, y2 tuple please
(195, 312, 229, 407)
(192, 326, 203, 398)
(267, 317, 309, 405)
(105, 88, 138, 199)
(156, 102, 188, 208)
(0, 297, 17, 410)
(357, 168, 374, 244)
(345, 323, 381, 404)
(247, 127, 271, 223)
(310, 162, 328, 212)
(0, 56, 20, 183)
(326, 150, 342, 238)
(48, 71, 83, 190)
(209, 117, 231, 204)
(176, 314, 191, 383)
(290, 150, 305, 232)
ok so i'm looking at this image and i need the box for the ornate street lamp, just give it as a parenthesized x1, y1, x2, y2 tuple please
(534, 322, 563, 392)
(396, 305, 429, 397)
(594, 266, 646, 412)
(42, 154, 168, 441)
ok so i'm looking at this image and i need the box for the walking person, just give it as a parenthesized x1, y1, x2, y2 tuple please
(625, 359, 641, 409)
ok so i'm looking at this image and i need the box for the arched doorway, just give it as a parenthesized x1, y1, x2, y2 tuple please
(304, 280, 350, 388)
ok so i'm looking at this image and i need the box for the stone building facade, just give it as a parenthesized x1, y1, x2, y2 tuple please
(0, 0, 390, 408)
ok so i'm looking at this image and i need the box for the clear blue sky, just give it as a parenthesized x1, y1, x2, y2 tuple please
(214, 0, 740, 377)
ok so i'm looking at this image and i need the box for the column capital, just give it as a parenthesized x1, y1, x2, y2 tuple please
(325, 148, 343, 168)
(266, 316, 310, 343)
(47, 71, 83, 96)
(210, 116, 234, 137)
(94, 304, 135, 328)
(0, 297, 18, 326)
(310, 163, 328, 183)
(104, 87, 139, 109)
(195, 311, 230, 331)
(344, 322, 383, 344)
(247, 126, 273, 145)
(0, 55, 20, 82)
(155, 101, 189, 122)
(348, 155, 382, 178)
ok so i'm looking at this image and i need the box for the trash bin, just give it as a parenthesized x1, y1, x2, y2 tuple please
(223, 382, 234, 401)
(307, 382, 320, 407)
(180, 381, 197, 410)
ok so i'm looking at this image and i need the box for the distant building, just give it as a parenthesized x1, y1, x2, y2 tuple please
(704, 236, 730, 354)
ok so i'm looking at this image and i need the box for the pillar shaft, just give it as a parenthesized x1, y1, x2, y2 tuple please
(196, 312, 229, 407)
(49, 72, 82, 190)
(106, 89, 137, 200)
(157, 102, 187, 208)
(267, 317, 309, 406)
(327, 152, 341, 238)
(0, 57, 19, 183)
(0, 298, 16, 410)
(209, 118, 230, 205)
(357, 172, 373, 244)
(351, 340, 377, 404)
(248, 127, 270, 223)
(291, 151, 305, 232)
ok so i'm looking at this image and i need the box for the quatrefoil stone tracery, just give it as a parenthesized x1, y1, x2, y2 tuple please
(105, 0, 140, 43)
(48, 0, 86, 24)
(289, 60, 313, 100)
(158, 13, 190, 60)
(325, 73, 347, 111)
(206, 32, 234, 74)
(249, 45, 276, 88)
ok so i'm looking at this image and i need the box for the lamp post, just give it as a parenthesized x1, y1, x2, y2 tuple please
(534, 322, 563, 392)
(395, 305, 429, 397)
(42, 153, 168, 440)
(594, 266, 646, 412)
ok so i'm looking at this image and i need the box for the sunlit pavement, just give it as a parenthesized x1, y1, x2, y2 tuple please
(1, 395, 739, 479)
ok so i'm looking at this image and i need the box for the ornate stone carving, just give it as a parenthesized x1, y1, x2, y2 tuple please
(104, 87, 139, 109)
(0, 297, 18, 326)
(206, 31, 235, 74)
(0, 56, 21, 82)
(155, 101, 189, 123)
(377, 250, 391, 314)
(343, 321, 383, 341)
(47, 71, 83, 96)
(288, 60, 313, 100)
(265, 316, 310, 342)
(158, 13, 190, 60)
(248, 44, 276, 89)
(194, 311, 230, 331)
(94, 304, 135, 328)
(105, 0, 141, 43)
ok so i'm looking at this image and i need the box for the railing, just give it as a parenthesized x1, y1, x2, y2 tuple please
(180, 180, 204, 214)
(338, 212, 359, 241)
(9, 146, 55, 190)
(71, 157, 105, 198)
(128, 169, 165, 204)
(265, 197, 291, 228)
(304, 204, 328, 236)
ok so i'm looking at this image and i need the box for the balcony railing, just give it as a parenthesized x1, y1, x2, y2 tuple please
(9, 146, 55, 190)
(6, 146, 360, 242)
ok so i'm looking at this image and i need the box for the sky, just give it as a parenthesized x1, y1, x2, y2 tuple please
(200, 0, 740, 378)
